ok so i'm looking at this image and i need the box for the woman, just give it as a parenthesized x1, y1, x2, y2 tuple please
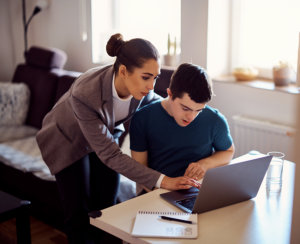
(36, 33, 198, 243)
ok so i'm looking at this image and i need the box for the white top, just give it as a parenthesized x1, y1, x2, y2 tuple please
(112, 74, 132, 123)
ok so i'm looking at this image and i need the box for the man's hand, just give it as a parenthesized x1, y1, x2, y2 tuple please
(184, 162, 207, 180)
(160, 175, 201, 190)
(184, 145, 235, 180)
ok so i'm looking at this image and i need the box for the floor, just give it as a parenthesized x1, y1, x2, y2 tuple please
(0, 216, 68, 244)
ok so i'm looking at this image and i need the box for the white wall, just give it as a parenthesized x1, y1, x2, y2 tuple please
(0, 0, 15, 81)
(181, 0, 232, 77)
(1, 0, 97, 81)
(181, 0, 209, 68)
(207, 0, 231, 77)
(209, 81, 298, 128)
(27, 0, 94, 72)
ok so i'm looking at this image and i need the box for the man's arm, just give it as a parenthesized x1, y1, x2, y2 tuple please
(184, 144, 235, 180)
(131, 150, 148, 166)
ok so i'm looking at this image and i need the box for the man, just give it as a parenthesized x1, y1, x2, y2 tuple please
(130, 63, 234, 193)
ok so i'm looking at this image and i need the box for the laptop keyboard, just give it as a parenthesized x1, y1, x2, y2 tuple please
(176, 196, 196, 211)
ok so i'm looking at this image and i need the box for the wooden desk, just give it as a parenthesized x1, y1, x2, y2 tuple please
(90, 159, 295, 244)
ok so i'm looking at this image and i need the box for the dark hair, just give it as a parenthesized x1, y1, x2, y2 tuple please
(106, 33, 160, 73)
(169, 63, 213, 103)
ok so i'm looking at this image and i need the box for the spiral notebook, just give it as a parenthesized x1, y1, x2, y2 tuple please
(131, 211, 198, 238)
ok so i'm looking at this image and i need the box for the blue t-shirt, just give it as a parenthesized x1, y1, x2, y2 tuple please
(130, 100, 233, 177)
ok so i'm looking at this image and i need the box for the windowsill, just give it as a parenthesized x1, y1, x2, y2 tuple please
(161, 65, 177, 70)
(213, 75, 300, 95)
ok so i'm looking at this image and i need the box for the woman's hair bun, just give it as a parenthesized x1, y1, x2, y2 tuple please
(106, 33, 125, 57)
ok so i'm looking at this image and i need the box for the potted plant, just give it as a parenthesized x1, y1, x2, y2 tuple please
(163, 34, 177, 67)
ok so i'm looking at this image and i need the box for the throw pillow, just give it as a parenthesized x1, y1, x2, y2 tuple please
(0, 82, 30, 126)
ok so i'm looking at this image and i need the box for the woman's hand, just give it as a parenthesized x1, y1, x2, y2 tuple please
(160, 175, 201, 191)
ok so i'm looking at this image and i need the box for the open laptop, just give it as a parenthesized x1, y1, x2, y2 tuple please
(160, 155, 272, 213)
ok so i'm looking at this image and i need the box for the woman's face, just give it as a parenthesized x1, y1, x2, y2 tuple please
(124, 59, 160, 100)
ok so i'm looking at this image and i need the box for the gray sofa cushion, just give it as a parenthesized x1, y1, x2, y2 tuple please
(0, 136, 54, 181)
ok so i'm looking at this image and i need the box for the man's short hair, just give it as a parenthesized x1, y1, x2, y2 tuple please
(169, 63, 213, 103)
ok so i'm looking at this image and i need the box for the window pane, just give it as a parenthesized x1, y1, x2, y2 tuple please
(233, 0, 300, 72)
(91, 0, 180, 63)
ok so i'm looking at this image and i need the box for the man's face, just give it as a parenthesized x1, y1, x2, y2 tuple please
(168, 92, 206, 127)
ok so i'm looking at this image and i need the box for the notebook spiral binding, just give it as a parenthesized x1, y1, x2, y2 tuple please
(138, 211, 192, 215)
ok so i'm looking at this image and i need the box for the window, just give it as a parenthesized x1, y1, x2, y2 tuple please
(91, 0, 181, 64)
(231, 0, 300, 80)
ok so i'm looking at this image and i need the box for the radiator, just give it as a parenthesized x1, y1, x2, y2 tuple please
(232, 115, 295, 160)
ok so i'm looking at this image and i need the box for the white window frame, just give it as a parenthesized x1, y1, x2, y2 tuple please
(91, 0, 181, 65)
(230, 0, 300, 82)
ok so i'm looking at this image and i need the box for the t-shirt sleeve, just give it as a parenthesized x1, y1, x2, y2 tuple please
(129, 111, 148, 152)
(212, 112, 233, 151)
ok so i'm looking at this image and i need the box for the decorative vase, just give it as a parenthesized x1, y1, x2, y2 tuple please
(163, 54, 177, 67)
(273, 65, 293, 86)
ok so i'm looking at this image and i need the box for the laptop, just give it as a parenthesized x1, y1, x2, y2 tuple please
(160, 155, 272, 214)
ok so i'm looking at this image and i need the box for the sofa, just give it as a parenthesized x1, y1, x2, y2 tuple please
(0, 46, 174, 231)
